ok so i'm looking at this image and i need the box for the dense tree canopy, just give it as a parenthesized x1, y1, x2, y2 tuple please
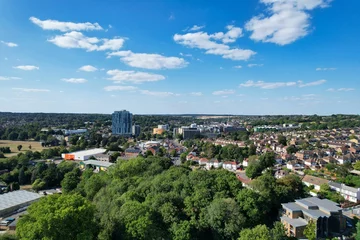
(17, 194, 97, 240)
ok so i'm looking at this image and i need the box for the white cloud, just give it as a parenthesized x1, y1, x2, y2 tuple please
(12, 88, 50, 92)
(239, 80, 297, 89)
(1, 41, 18, 47)
(0, 76, 21, 81)
(179, 52, 192, 57)
(48, 31, 125, 52)
(61, 78, 87, 83)
(240, 79, 326, 89)
(234, 65, 242, 69)
(107, 69, 165, 84)
(13, 65, 39, 70)
(174, 25, 256, 61)
(107, 50, 188, 69)
(190, 92, 203, 96)
(327, 88, 355, 92)
(298, 79, 326, 87)
(140, 90, 178, 97)
(78, 65, 98, 72)
(248, 64, 264, 67)
(169, 13, 175, 20)
(188, 25, 205, 31)
(29, 17, 103, 32)
(212, 89, 235, 95)
(245, 0, 332, 45)
(316, 67, 336, 71)
(104, 86, 138, 91)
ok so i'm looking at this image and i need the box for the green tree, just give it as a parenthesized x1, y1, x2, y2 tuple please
(18, 167, 26, 185)
(238, 224, 271, 240)
(17, 194, 97, 240)
(17, 145, 22, 151)
(303, 220, 316, 240)
(61, 168, 81, 194)
(271, 221, 288, 240)
(278, 135, 287, 146)
(206, 198, 245, 239)
(356, 221, 360, 240)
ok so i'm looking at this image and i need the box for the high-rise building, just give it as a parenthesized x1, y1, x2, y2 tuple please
(112, 110, 132, 136)
(132, 125, 141, 137)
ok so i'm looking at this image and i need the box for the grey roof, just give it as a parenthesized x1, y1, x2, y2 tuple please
(281, 216, 308, 228)
(329, 181, 342, 189)
(304, 197, 342, 213)
(282, 197, 341, 220)
(83, 160, 114, 168)
(0, 190, 42, 212)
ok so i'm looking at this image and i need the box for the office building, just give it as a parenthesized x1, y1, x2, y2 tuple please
(112, 110, 132, 136)
(280, 197, 346, 238)
(132, 125, 141, 137)
(174, 126, 201, 140)
(157, 124, 169, 131)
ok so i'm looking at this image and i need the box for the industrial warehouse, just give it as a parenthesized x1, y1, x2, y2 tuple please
(61, 148, 107, 161)
(0, 190, 42, 218)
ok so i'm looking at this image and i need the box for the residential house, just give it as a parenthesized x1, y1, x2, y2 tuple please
(275, 169, 289, 179)
(206, 160, 222, 170)
(329, 182, 360, 203)
(124, 148, 141, 158)
(281, 197, 346, 238)
(286, 160, 304, 171)
(302, 175, 329, 191)
(93, 153, 111, 162)
(223, 161, 237, 171)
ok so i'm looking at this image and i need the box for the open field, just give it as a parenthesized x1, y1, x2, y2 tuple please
(0, 140, 46, 157)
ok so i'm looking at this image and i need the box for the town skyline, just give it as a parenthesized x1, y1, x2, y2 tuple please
(1, 0, 359, 115)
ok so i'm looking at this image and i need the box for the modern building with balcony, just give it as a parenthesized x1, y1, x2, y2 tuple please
(280, 197, 346, 238)
(112, 110, 132, 136)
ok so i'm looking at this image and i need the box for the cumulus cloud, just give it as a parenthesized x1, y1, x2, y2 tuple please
(12, 88, 50, 92)
(61, 78, 87, 83)
(245, 0, 332, 45)
(107, 50, 188, 69)
(107, 69, 165, 84)
(190, 92, 203, 96)
(239, 80, 297, 89)
(174, 25, 256, 61)
(234, 65, 242, 69)
(13, 65, 39, 70)
(298, 79, 326, 87)
(248, 64, 264, 67)
(212, 89, 235, 95)
(140, 90, 179, 97)
(48, 31, 125, 51)
(29, 17, 103, 32)
(104, 86, 138, 91)
(1, 41, 18, 47)
(327, 88, 355, 92)
(316, 67, 336, 71)
(0, 76, 21, 81)
(78, 65, 98, 72)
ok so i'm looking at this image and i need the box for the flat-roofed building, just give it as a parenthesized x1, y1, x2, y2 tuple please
(281, 197, 346, 238)
(79, 160, 114, 172)
(0, 190, 42, 217)
(61, 148, 106, 161)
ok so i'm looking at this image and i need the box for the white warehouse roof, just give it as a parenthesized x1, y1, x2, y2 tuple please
(0, 190, 42, 213)
(63, 148, 106, 158)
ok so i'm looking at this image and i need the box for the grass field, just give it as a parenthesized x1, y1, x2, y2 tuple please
(0, 140, 46, 157)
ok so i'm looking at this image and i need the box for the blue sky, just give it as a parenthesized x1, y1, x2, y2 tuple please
(0, 0, 359, 115)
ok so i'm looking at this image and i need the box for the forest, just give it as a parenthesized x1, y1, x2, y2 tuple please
(13, 156, 307, 240)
